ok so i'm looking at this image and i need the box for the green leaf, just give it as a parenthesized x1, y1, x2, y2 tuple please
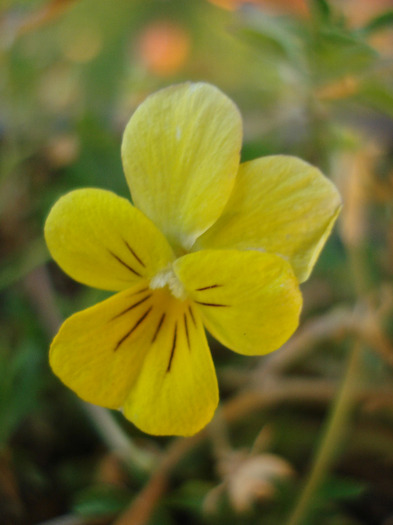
(73, 485, 131, 517)
(166, 480, 213, 512)
(237, 11, 305, 69)
(294, 476, 366, 525)
(0, 238, 49, 291)
(309, 0, 332, 22)
(0, 342, 43, 444)
(360, 82, 393, 118)
(318, 476, 366, 501)
(361, 10, 393, 34)
(310, 26, 377, 80)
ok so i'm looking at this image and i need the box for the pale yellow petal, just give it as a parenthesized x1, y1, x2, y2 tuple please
(45, 188, 174, 291)
(174, 249, 302, 356)
(50, 284, 157, 408)
(196, 156, 342, 282)
(121, 82, 242, 253)
(124, 292, 218, 436)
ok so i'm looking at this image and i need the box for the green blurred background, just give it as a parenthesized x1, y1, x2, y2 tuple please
(1, 0, 393, 524)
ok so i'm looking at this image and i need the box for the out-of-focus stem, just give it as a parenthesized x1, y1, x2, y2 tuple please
(82, 403, 154, 472)
(285, 339, 362, 525)
(37, 515, 87, 525)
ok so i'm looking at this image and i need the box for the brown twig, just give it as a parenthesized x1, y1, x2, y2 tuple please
(113, 436, 202, 525)
(357, 305, 393, 368)
(253, 305, 355, 383)
(253, 295, 393, 385)
(218, 304, 354, 391)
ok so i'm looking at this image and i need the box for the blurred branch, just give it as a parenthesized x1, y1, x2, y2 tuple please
(261, 298, 393, 376)
(113, 436, 201, 525)
(22, 265, 155, 473)
(208, 408, 233, 461)
(254, 304, 354, 382)
(222, 295, 393, 392)
(220, 306, 352, 390)
(357, 302, 393, 368)
(82, 403, 154, 472)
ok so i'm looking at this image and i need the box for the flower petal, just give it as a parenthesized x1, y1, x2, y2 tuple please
(123, 292, 218, 436)
(51, 283, 218, 436)
(121, 82, 242, 253)
(45, 188, 174, 291)
(50, 284, 157, 409)
(196, 156, 342, 283)
(174, 249, 302, 356)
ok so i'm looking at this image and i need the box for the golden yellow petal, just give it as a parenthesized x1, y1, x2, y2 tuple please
(45, 188, 174, 291)
(174, 249, 302, 356)
(50, 284, 157, 408)
(123, 292, 218, 436)
(51, 283, 218, 436)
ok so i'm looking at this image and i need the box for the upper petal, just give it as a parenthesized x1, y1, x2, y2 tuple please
(174, 249, 302, 356)
(123, 293, 219, 437)
(45, 188, 174, 291)
(121, 82, 242, 253)
(196, 156, 342, 283)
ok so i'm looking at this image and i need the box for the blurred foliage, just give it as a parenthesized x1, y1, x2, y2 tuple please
(1, 0, 393, 524)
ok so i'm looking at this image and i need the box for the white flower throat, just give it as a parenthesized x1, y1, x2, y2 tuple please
(149, 263, 186, 300)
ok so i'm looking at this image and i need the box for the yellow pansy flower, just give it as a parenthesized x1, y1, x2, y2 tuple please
(45, 83, 341, 437)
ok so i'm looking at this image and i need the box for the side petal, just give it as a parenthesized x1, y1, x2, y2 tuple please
(123, 293, 218, 437)
(196, 156, 342, 283)
(174, 249, 302, 356)
(121, 82, 242, 253)
(50, 284, 158, 409)
(45, 188, 174, 291)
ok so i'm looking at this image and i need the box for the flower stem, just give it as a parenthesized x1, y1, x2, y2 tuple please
(82, 403, 155, 472)
(285, 338, 362, 525)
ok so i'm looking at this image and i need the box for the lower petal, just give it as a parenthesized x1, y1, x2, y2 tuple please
(50, 283, 218, 436)
(174, 249, 302, 356)
(123, 296, 218, 437)
(50, 283, 159, 408)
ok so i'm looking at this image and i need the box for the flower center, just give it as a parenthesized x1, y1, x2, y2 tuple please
(149, 263, 186, 300)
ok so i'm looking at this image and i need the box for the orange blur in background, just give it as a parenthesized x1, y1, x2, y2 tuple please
(137, 20, 191, 76)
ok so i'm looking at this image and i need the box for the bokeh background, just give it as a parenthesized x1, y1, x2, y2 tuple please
(1, 0, 393, 524)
